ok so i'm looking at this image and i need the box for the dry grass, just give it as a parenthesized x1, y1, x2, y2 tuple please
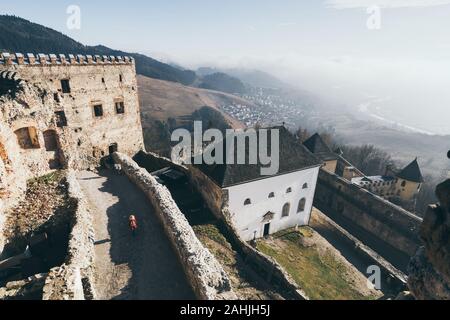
(257, 227, 378, 300)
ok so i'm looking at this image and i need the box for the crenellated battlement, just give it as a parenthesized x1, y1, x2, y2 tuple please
(0, 52, 134, 67)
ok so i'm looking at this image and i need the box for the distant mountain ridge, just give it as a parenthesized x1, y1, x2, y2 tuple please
(0, 15, 196, 85)
(197, 67, 288, 89)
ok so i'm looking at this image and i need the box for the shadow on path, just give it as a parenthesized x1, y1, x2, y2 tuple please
(77, 170, 195, 300)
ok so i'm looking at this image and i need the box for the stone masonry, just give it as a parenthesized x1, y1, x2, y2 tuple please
(0, 53, 145, 251)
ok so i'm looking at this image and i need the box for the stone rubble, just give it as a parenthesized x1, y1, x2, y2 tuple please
(408, 179, 450, 299)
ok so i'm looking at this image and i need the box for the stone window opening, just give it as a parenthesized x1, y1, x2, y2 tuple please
(61, 79, 71, 94)
(268, 192, 275, 199)
(282, 203, 291, 218)
(109, 143, 118, 155)
(286, 187, 292, 194)
(54, 111, 68, 127)
(119, 74, 123, 83)
(115, 100, 125, 114)
(297, 198, 306, 213)
(53, 93, 60, 103)
(43, 130, 59, 152)
(93, 104, 104, 118)
(401, 181, 407, 187)
(14, 127, 40, 149)
(302, 183, 308, 189)
(102, 77, 105, 84)
(244, 198, 252, 206)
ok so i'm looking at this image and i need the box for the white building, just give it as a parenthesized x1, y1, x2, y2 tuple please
(190, 126, 322, 241)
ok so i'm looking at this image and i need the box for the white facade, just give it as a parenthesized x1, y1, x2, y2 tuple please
(225, 166, 321, 241)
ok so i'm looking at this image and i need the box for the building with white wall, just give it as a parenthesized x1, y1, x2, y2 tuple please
(189, 126, 322, 241)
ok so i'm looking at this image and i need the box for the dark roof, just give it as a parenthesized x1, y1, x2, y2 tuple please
(303, 133, 339, 161)
(397, 159, 424, 183)
(193, 126, 322, 188)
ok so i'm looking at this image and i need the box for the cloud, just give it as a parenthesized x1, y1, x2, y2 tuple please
(326, 0, 450, 9)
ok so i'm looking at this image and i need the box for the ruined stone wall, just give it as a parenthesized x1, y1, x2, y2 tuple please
(112, 152, 236, 300)
(408, 179, 450, 300)
(314, 170, 422, 258)
(42, 170, 95, 300)
(0, 53, 144, 248)
(310, 209, 407, 294)
(133, 150, 188, 174)
(188, 165, 227, 219)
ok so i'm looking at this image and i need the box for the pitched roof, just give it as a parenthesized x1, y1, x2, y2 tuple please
(193, 126, 322, 188)
(303, 133, 339, 161)
(397, 159, 424, 183)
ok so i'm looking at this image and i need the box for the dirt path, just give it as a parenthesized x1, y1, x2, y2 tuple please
(77, 170, 195, 300)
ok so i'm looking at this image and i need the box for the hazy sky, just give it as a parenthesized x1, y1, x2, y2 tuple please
(2, 0, 450, 133)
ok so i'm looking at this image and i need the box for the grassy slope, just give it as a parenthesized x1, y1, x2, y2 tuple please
(137, 75, 246, 129)
(257, 228, 376, 300)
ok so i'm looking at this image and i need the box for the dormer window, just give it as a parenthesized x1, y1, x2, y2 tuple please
(302, 183, 308, 189)
(286, 187, 292, 194)
(268, 192, 275, 199)
(244, 199, 252, 206)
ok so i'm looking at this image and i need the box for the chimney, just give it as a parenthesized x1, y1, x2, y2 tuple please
(27, 53, 36, 65)
(15, 53, 25, 65)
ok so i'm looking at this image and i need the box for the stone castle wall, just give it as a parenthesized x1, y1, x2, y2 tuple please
(0, 53, 145, 236)
(314, 170, 423, 266)
(42, 171, 96, 300)
(408, 179, 450, 300)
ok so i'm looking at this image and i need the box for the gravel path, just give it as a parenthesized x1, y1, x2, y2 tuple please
(77, 170, 195, 300)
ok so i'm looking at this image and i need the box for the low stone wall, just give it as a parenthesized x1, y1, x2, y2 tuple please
(220, 208, 309, 300)
(315, 170, 422, 258)
(113, 152, 236, 300)
(133, 150, 188, 174)
(310, 209, 407, 294)
(42, 171, 96, 300)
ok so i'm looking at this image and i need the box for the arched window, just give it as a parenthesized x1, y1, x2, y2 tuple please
(14, 127, 40, 149)
(297, 198, 306, 213)
(268, 192, 275, 199)
(286, 187, 292, 194)
(244, 198, 252, 206)
(302, 183, 308, 189)
(282, 203, 291, 217)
